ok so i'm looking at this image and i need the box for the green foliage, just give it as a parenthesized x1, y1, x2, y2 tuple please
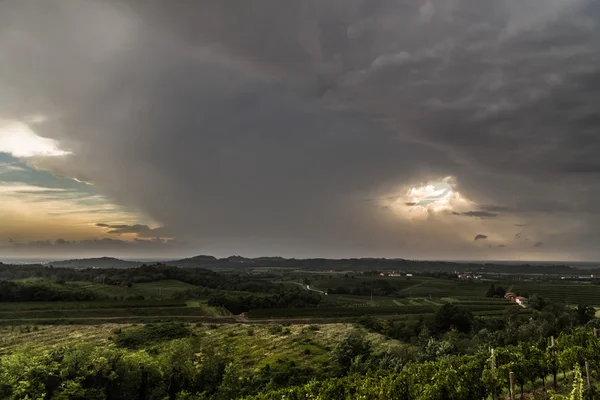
(577, 305, 595, 325)
(114, 322, 195, 349)
(485, 284, 506, 298)
(0, 280, 96, 302)
(2, 323, 600, 399)
(432, 303, 474, 334)
(207, 290, 321, 314)
(331, 330, 372, 374)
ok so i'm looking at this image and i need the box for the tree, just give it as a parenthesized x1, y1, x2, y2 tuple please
(332, 330, 372, 374)
(486, 284, 496, 298)
(495, 286, 506, 298)
(529, 294, 547, 311)
(576, 304, 595, 325)
(432, 304, 474, 334)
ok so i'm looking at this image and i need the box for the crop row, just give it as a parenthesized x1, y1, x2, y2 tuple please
(246, 303, 515, 319)
(0, 301, 187, 311)
(0, 306, 211, 320)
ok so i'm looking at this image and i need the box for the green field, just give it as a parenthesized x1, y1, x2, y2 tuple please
(2, 275, 585, 325)
(69, 280, 197, 298)
(309, 275, 496, 298)
(0, 322, 397, 374)
(246, 302, 519, 319)
(0, 297, 230, 325)
(511, 283, 600, 305)
(0, 300, 187, 310)
(311, 276, 417, 291)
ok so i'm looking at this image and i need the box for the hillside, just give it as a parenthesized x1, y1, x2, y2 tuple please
(50, 257, 142, 269)
(40, 255, 600, 275)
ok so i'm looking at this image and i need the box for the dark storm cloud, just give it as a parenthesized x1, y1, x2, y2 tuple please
(474, 234, 488, 241)
(98, 223, 171, 238)
(2, 0, 600, 259)
(457, 211, 499, 218)
(479, 205, 512, 213)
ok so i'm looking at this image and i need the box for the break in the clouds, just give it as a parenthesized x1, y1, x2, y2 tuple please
(1, 0, 600, 261)
(95, 223, 171, 238)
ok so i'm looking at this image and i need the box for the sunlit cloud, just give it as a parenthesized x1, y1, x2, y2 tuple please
(0, 180, 148, 242)
(386, 176, 474, 219)
(0, 119, 70, 158)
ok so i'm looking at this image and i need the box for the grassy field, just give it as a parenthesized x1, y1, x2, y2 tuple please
(308, 275, 494, 298)
(0, 300, 187, 310)
(511, 283, 600, 305)
(0, 322, 401, 375)
(0, 298, 230, 325)
(246, 302, 519, 319)
(69, 280, 197, 299)
(310, 276, 417, 291)
(0, 276, 573, 325)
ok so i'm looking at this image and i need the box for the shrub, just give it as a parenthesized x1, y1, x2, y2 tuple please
(115, 322, 194, 349)
(268, 325, 284, 335)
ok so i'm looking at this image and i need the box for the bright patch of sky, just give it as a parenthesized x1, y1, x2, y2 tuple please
(0, 119, 70, 157)
(0, 153, 147, 242)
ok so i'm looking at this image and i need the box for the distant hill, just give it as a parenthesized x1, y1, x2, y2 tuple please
(33, 254, 597, 275)
(50, 257, 143, 269)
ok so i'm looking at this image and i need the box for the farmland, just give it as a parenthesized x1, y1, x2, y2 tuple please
(0, 269, 575, 325)
(511, 283, 600, 306)
(0, 275, 523, 325)
(0, 261, 599, 399)
(69, 279, 198, 299)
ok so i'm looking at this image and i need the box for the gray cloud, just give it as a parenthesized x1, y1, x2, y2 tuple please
(1, 0, 600, 259)
(95, 223, 171, 238)
(457, 211, 499, 218)
(474, 234, 488, 241)
(0, 237, 187, 259)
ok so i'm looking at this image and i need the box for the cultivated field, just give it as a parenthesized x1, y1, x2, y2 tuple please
(511, 283, 600, 306)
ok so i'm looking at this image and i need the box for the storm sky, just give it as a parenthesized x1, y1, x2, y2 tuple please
(1, 0, 599, 261)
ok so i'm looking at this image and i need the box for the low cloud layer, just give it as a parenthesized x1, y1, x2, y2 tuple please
(95, 223, 169, 238)
(1, 0, 600, 260)
(0, 237, 186, 259)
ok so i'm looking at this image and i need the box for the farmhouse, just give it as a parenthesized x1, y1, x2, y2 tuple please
(515, 296, 529, 308)
(504, 292, 517, 301)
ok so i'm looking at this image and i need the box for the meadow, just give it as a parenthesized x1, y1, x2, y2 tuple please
(511, 283, 600, 305)
(0, 273, 560, 325)
(1, 263, 598, 399)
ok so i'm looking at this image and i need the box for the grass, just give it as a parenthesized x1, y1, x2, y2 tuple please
(191, 323, 399, 374)
(0, 281, 230, 325)
(0, 324, 119, 355)
(0, 322, 400, 380)
(0, 301, 187, 311)
(246, 302, 517, 319)
(511, 283, 600, 306)
(69, 279, 196, 299)
(310, 276, 419, 292)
